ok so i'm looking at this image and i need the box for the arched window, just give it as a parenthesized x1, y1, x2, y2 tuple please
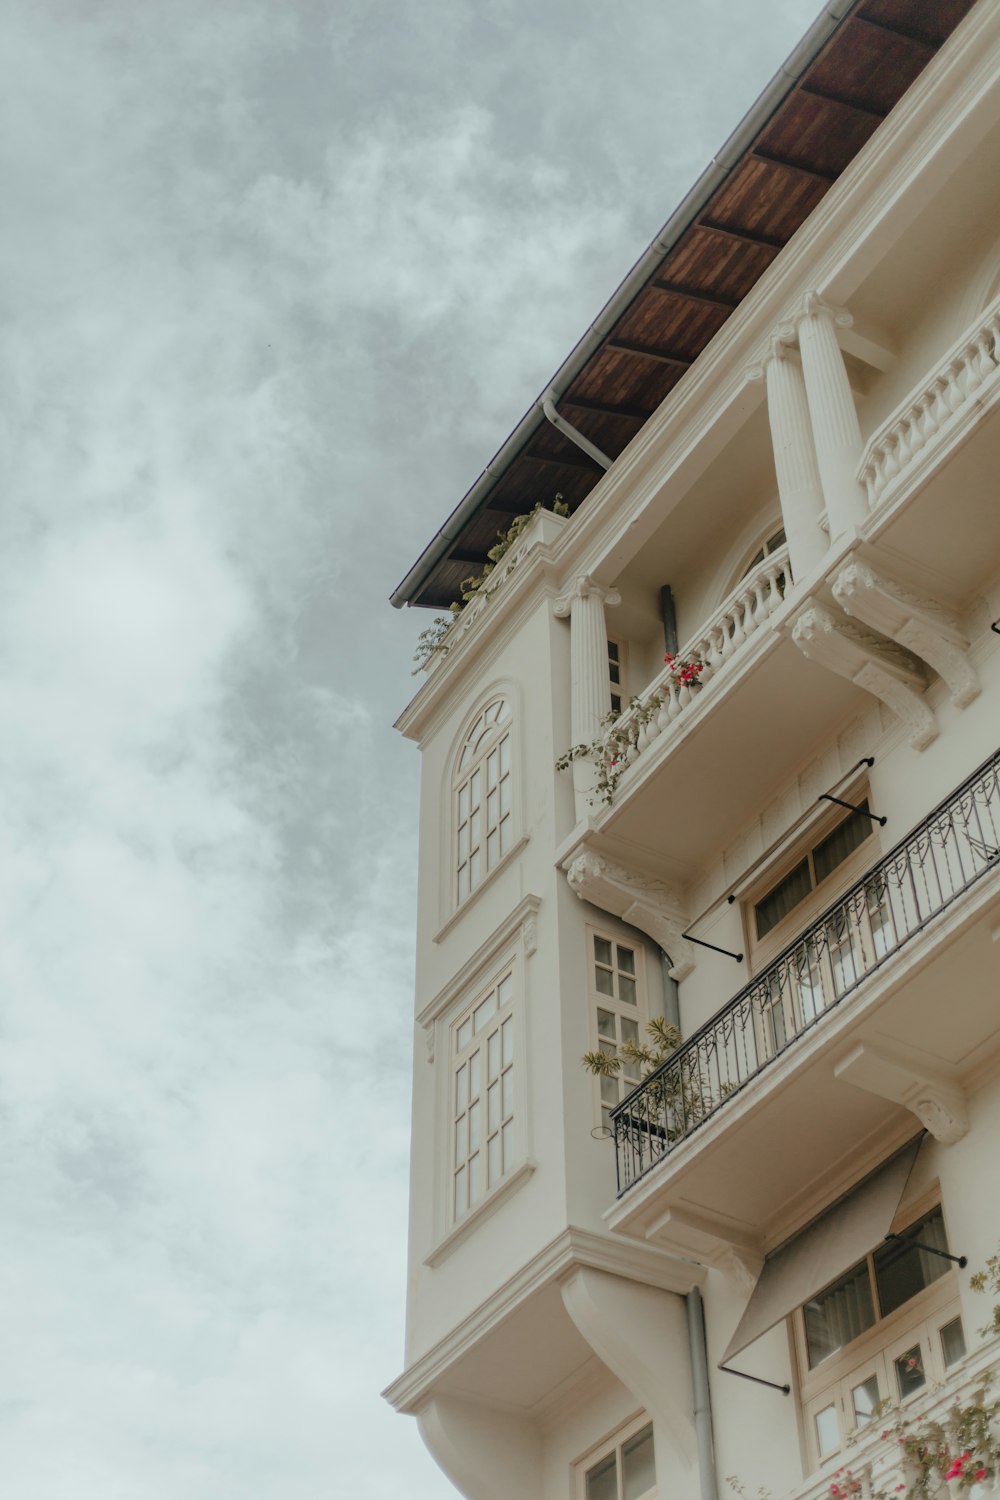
(739, 524, 786, 581)
(455, 698, 512, 903)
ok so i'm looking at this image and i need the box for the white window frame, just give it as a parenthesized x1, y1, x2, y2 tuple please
(587, 925, 650, 1132)
(575, 1412, 657, 1500)
(454, 697, 513, 906)
(450, 967, 516, 1224)
(795, 1203, 964, 1471)
(607, 635, 628, 718)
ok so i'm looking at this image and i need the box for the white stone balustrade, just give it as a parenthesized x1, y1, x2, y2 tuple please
(860, 295, 1000, 511)
(607, 544, 790, 781)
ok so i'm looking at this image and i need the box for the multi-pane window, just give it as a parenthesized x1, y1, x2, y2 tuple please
(799, 1207, 964, 1467)
(754, 804, 875, 941)
(741, 525, 787, 578)
(590, 931, 647, 1130)
(452, 971, 515, 1221)
(455, 699, 512, 904)
(581, 1421, 656, 1500)
(607, 638, 625, 716)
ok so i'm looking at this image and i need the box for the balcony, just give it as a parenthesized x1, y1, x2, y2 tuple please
(605, 747, 1000, 1253)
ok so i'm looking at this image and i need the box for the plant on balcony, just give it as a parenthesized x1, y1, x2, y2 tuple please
(663, 651, 705, 688)
(581, 1016, 727, 1141)
(726, 1253, 1000, 1500)
(412, 497, 570, 673)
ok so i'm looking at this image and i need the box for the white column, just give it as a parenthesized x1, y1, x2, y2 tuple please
(763, 334, 828, 577)
(554, 576, 621, 818)
(796, 292, 868, 538)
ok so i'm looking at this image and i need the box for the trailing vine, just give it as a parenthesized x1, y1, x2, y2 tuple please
(411, 497, 569, 673)
(725, 1252, 1000, 1500)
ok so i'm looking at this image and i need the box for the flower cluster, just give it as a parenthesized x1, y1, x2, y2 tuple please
(830, 1467, 864, 1497)
(663, 651, 705, 688)
(943, 1451, 988, 1483)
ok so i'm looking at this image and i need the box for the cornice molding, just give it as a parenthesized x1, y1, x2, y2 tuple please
(382, 1225, 703, 1414)
(417, 892, 541, 1032)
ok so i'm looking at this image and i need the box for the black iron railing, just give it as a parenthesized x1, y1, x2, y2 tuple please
(611, 747, 1000, 1197)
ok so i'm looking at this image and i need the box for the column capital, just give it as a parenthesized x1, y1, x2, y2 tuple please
(553, 575, 621, 618)
(745, 328, 798, 383)
(798, 289, 853, 329)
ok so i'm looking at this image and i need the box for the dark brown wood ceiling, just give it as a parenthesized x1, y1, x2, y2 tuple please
(405, 0, 978, 610)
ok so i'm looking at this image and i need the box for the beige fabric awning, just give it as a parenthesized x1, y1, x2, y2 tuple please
(721, 1138, 922, 1367)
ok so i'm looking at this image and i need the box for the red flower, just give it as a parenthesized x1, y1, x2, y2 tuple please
(975, 1470, 988, 1482)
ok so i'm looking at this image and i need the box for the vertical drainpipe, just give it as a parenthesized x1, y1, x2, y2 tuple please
(687, 1285, 719, 1500)
(659, 950, 680, 1030)
(660, 585, 679, 656)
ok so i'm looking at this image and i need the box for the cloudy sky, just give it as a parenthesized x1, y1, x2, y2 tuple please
(1, 1, 821, 1495)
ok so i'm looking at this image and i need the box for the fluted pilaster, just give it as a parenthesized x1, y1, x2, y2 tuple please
(763, 335, 827, 576)
(554, 576, 621, 817)
(797, 292, 868, 536)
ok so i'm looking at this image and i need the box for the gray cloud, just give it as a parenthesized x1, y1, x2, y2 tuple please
(0, 0, 820, 1494)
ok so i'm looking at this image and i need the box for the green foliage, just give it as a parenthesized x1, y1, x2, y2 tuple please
(412, 498, 570, 672)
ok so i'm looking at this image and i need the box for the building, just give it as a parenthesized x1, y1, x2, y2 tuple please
(384, 3, 1000, 1499)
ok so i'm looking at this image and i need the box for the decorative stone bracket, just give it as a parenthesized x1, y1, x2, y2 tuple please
(644, 1205, 764, 1292)
(834, 1040, 970, 1145)
(563, 850, 694, 980)
(791, 601, 938, 750)
(832, 560, 980, 709)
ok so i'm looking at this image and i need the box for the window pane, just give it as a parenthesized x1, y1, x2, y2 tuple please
(469, 1151, 481, 1206)
(487, 1031, 500, 1081)
(940, 1317, 966, 1368)
(813, 804, 873, 884)
(454, 1165, 467, 1217)
(622, 1425, 655, 1500)
(457, 1019, 472, 1052)
(851, 1374, 880, 1427)
(815, 1404, 840, 1458)
(586, 1454, 618, 1500)
(594, 937, 613, 966)
(618, 976, 637, 1007)
(488, 1081, 499, 1132)
(617, 946, 635, 975)
(502, 1018, 513, 1065)
(469, 1051, 481, 1099)
(620, 1017, 639, 1048)
(488, 1132, 500, 1186)
(895, 1344, 926, 1399)
(474, 993, 497, 1033)
(469, 769, 481, 807)
(595, 968, 615, 996)
(501, 1119, 513, 1169)
(873, 1209, 950, 1316)
(501, 1071, 513, 1119)
(486, 751, 497, 790)
(497, 974, 513, 1008)
(600, 1076, 619, 1106)
(597, 1008, 617, 1039)
(455, 1063, 468, 1107)
(499, 734, 510, 774)
(756, 859, 812, 939)
(804, 1261, 875, 1367)
(469, 1101, 480, 1152)
(454, 1115, 468, 1162)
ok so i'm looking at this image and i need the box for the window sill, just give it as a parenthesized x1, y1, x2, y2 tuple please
(423, 1159, 536, 1267)
(434, 835, 530, 944)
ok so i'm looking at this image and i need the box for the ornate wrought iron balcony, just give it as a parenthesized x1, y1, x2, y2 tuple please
(611, 747, 1000, 1197)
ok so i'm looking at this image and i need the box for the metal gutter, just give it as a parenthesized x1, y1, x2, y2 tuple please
(390, 0, 854, 608)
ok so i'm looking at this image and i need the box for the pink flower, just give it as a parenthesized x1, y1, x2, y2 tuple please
(975, 1470, 988, 1482)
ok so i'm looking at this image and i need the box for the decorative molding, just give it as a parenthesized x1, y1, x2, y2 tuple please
(553, 574, 622, 618)
(831, 559, 980, 708)
(799, 288, 853, 329)
(383, 1224, 703, 1414)
(790, 602, 937, 750)
(423, 1160, 538, 1267)
(833, 1041, 970, 1146)
(563, 850, 694, 980)
(643, 1204, 763, 1281)
(421, 891, 541, 1035)
(432, 835, 531, 947)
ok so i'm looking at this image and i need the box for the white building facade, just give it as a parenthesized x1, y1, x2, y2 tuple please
(385, 4, 1000, 1499)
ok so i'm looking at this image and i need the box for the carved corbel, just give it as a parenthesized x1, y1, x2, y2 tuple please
(791, 602, 938, 750)
(564, 850, 694, 979)
(832, 561, 980, 708)
(645, 1205, 763, 1290)
(834, 1041, 969, 1145)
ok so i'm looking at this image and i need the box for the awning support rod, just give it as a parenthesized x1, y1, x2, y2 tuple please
(819, 792, 886, 826)
(718, 1364, 790, 1395)
(883, 1232, 967, 1268)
